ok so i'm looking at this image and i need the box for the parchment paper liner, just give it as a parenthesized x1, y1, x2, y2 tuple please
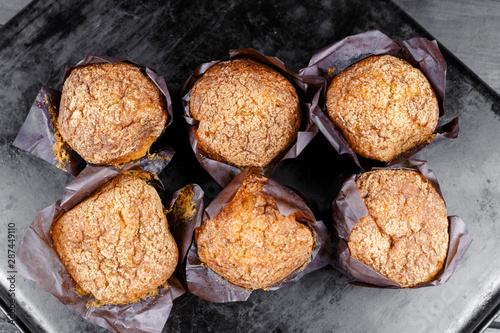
(181, 48, 319, 187)
(331, 159, 472, 288)
(185, 167, 332, 302)
(299, 30, 459, 170)
(16, 164, 204, 333)
(13, 55, 175, 176)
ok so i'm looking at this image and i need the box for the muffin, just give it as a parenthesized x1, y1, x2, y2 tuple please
(189, 58, 301, 167)
(58, 62, 168, 165)
(52, 172, 178, 305)
(195, 173, 314, 289)
(326, 55, 439, 162)
(348, 169, 449, 287)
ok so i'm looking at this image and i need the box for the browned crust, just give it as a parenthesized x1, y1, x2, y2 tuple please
(326, 55, 439, 162)
(348, 169, 449, 287)
(52, 172, 178, 305)
(195, 173, 314, 289)
(58, 62, 168, 165)
(189, 58, 301, 167)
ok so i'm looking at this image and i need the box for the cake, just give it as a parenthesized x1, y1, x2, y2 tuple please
(195, 173, 314, 289)
(52, 171, 178, 305)
(58, 62, 168, 165)
(348, 169, 449, 287)
(326, 55, 439, 162)
(189, 58, 301, 167)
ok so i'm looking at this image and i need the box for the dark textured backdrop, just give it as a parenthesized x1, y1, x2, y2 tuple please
(0, 0, 500, 332)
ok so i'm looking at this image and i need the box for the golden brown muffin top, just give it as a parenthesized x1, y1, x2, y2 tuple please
(195, 173, 314, 289)
(190, 58, 301, 167)
(58, 62, 168, 165)
(52, 172, 178, 305)
(348, 169, 449, 287)
(326, 55, 439, 162)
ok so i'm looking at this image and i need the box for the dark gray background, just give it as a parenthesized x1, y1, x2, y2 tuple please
(0, 0, 499, 332)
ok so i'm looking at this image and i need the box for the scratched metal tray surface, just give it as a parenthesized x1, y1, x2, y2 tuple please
(0, 0, 499, 332)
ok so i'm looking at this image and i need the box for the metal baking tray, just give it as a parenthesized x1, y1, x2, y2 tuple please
(1, 0, 499, 331)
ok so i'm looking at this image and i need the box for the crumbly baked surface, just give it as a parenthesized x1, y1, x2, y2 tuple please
(190, 58, 301, 167)
(348, 169, 449, 287)
(326, 55, 439, 162)
(58, 62, 168, 165)
(52, 172, 178, 305)
(195, 173, 314, 289)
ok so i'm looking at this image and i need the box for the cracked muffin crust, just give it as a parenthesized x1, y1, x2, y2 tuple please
(348, 169, 449, 287)
(326, 55, 439, 162)
(189, 58, 301, 167)
(52, 172, 178, 305)
(58, 62, 168, 165)
(195, 173, 314, 289)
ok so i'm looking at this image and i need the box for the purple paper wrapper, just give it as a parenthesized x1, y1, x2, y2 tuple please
(13, 55, 175, 176)
(181, 48, 319, 187)
(185, 168, 332, 302)
(331, 159, 472, 288)
(16, 164, 204, 333)
(299, 30, 459, 169)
